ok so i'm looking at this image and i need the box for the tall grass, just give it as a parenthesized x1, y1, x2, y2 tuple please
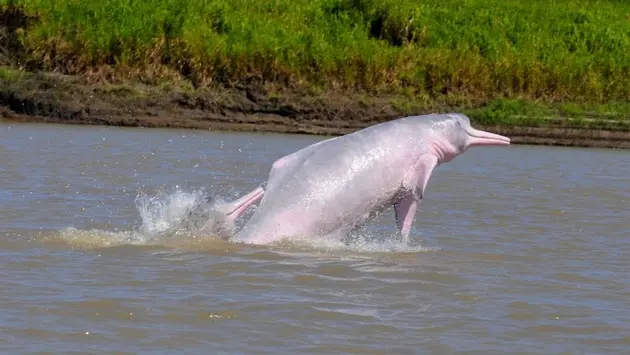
(3, 0, 630, 101)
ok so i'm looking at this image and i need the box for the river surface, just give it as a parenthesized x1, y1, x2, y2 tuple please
(1, 122, 629, 354)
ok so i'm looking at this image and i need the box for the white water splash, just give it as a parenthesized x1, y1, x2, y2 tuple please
(135, 188, 215, 237)
(50, 187, 237, 249)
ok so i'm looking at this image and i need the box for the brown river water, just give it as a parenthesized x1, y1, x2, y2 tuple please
(1, 122, 629, 354)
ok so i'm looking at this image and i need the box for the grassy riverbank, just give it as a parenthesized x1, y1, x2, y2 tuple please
(2, 1, 630, 147)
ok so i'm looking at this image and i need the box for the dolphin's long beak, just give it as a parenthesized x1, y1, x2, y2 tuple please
(467, 127, 511, 146)
(226, 187, 265, 222)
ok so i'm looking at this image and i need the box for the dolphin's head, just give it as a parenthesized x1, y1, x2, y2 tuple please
(417, 113, 510, 162)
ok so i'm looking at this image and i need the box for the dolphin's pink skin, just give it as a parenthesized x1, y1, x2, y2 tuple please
(232, 113, 510, 245)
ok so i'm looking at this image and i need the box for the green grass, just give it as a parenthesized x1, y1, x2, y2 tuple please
(2, 0, 630, 104)
(0, 66, 28, 81)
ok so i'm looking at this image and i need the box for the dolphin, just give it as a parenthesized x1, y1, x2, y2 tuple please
(226, 113, 510, 245)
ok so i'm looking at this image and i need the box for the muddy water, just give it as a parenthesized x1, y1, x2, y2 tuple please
(1, 122, 629, 354)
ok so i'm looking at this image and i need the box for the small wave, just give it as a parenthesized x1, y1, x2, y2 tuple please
(42, 227, 234, 251)
(251, 231, 438, 255)
(46, 227, 149, 249)
(45, 227, 435, 255)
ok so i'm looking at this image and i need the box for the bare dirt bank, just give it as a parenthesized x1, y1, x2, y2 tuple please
(2, 72, 629, 149)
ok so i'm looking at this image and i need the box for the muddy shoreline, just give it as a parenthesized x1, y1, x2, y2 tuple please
(2, 72, 629, 149)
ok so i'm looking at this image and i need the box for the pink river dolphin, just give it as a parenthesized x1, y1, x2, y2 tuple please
(216, 113, 510, 245)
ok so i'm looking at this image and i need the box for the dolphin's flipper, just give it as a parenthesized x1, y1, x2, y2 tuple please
(394, 154, 439, 243)
(225, 186, 265, 224)
(194, 187, 264, 241)
(394, 195, 418, 243)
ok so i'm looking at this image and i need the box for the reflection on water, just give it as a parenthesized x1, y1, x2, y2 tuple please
(1, 122, 629, 353)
